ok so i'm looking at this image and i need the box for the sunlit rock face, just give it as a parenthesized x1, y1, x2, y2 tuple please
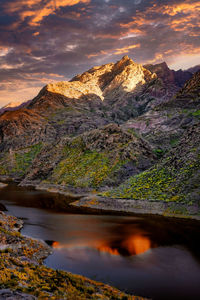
(71, 55, 156, 101)
(31, 55, 157, 109)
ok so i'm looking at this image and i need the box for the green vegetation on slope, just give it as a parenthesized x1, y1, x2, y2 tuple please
(13, 143, 43, 175)
(0, 143, 43, 176)
(48, 124, 155, 189)
(103, 125, 200, 206)
(51, 137, 126, 188)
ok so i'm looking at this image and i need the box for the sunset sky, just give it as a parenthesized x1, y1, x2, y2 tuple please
(0, 0, 199, 107)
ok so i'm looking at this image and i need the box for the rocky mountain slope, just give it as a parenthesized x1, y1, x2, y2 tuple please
(103, 123, 200, 209)
(123, 70, 200, 149)
(19, 124, 156, 190)
(0, 56, 199, 217)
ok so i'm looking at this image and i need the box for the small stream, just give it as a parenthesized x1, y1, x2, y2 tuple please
(1, 183, 200, 300)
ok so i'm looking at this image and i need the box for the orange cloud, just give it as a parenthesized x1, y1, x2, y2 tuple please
(87, 43, 140, 59)
(120, 1, 200, 37)
(120, 15, 154, 29)
(33, 31, 40, 36)
(95, 28, 144, 41)
(0, 46, 13, 57)
(144, 44, 200, 69)
(5, 0, 90, 26)
(114, 44, 140, 55)
(160, 2, 200, 16)
(87, 50, 108, 58)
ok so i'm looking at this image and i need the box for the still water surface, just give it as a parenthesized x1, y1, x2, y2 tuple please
(1, 184, 200, 300)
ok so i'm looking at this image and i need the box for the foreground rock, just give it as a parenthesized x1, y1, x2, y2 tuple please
(0, 212, 146, 299)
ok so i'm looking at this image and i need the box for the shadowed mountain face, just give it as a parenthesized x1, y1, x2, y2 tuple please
(0, 56, 199, 209)
(187, 65, 200, 74)
(144, 61, 193, 88)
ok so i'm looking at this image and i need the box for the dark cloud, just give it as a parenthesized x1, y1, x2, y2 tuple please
(0, 0, 199, 106)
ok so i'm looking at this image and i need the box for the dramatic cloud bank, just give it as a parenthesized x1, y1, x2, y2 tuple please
(0, 0, 199, 106)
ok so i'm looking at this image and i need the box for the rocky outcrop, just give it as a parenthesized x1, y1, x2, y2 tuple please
(0, 290, 36, 300)
(168, 70, 200, 108)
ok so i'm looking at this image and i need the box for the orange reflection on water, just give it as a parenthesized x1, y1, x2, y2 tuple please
(98, 234, 152, 256)
(51, 233, 152, 256)
(122, 234, 151, 255)
(52, 241, 60, 248)
(97, 245, 120, 256)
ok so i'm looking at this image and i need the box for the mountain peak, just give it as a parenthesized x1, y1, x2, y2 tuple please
(158, 61, 169, 69)
(145, 61, 169, 70)
(115, 55, 134, 68)
(121, 55, 132, 62)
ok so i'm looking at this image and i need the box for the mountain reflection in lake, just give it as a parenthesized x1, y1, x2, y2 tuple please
(1, 183, 200, 300)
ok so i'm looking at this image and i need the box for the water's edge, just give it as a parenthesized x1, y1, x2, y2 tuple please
(1, 177, 200, 220)
(30, 182, 200, 220)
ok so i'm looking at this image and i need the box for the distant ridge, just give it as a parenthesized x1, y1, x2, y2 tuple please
(187, 64, 200, 74)
(144, 61, 193, 88)
(0, 99, 31, 115)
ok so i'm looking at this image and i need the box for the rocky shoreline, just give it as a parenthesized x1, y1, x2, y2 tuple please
(29, 182, 200, 220)
(0, 209, 145, 299)
(71, 195, 200, 221)
(1, 178, 200, 220)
